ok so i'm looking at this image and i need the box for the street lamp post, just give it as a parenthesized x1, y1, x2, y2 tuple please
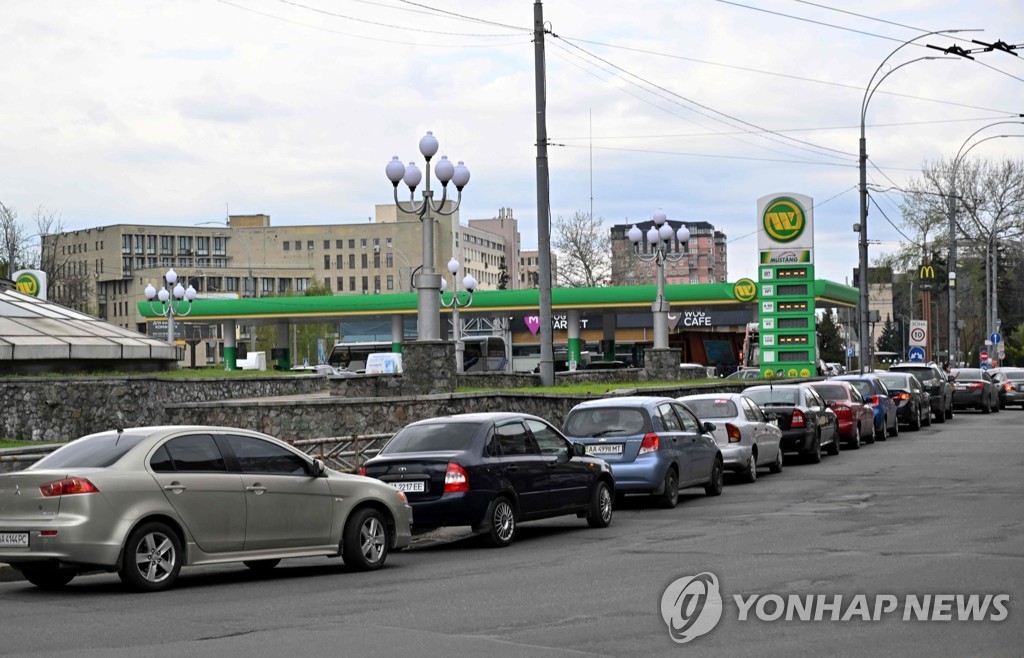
(627, 210, 690, 350)
(386, 132, 470, 343)
(440, 257, 477, 373)
(857, 30, 967, 373)
(144, 268, 197, 345)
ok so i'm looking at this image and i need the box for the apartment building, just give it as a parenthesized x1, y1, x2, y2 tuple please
(609, 219, 728, 286)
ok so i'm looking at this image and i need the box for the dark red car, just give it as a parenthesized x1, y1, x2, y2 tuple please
(808, 381, 875, 449)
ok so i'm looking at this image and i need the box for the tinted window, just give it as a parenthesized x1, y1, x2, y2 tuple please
(741, 397, 766, 422)
(225, 435, 308, 475)
(658, 404, 683, 431)
(684, 398, 738, 420)
(525, 419, 568, 455)
(803, 388, 824, 407)
(32, 432, 150, 470)
(676, 406, 702, 432)
(150, 445, 174, 472)
(483, 430, 500, 458)
(563, 407, 647, 437)
(745, 388, 798, 406)
(952, 369, 984, 380)
(876, 374, 906, 390)
(843, 380, 873, 397)
(810, 385, 849, 401)
(382, 422, 481, 454)
(497, 422, 539, 456)
(892, 367, 936, 383)
(164, 435, 227, 472)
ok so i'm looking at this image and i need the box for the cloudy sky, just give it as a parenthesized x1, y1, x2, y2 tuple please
(2, 0, 1021, 285)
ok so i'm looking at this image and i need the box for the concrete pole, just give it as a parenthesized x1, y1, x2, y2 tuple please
(224, 320, 237, 370)
(391, 315, 404, 353)
(567, 309, 581, 370)
(534, 0, 554, 387)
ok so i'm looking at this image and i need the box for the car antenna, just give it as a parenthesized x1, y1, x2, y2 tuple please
(114, 426, 124, 445)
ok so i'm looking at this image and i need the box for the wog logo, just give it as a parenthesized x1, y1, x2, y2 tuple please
(762, 197, 806, 243)
(660, 572, 723, 644)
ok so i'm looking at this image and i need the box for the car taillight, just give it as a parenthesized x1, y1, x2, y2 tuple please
(967, 382, 984, 391)
(791, 409, 806, 428)
(357, 465, 366, 476)
(40, 477, 99, 497)
(444, 462, 469, 493)
(1004, 382, 1014, 392)
(639, 433, 660, 455)
(832, 405, 851, 418)
(894, 392, 911, 401)
(725, 423, 742, 443)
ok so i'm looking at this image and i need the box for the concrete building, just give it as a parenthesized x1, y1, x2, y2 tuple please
(519, 250, 558, 289)
(610, 219, 727, 286)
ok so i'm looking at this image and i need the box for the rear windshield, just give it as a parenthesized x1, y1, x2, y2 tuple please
(683, 399, 738, 420)
(997, 369, 1024, 379)
(381, 422, 481, 453)
(877, 374, 907, 389)
(563, 408, 647, 437)
(745, 388, 798, 406)
(843, 380, 873, 397)
(809, 384, 848, 401)
(952, 369, 983, 379)
(893, 367, 934, 382)
(31, 432, 150, 470)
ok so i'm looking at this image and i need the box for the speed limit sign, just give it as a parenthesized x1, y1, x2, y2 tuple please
(910, 327, 925, 342)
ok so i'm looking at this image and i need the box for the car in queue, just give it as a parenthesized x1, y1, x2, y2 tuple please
(743, 384, 840, 463)
(360, 413, 614, 547)
(677, 393, 783, 482)
(874, 371, 932, 431)
(989, 367, 1024, 409)
(561, 397, 724, 508)
(950, 368, 1000, 414)
(887, 362, 954, 423)
(829, 374, 900, 440)
(725, 369, 763, 380)
(808, 381, 875, 448)
(0, 426, 413, 592)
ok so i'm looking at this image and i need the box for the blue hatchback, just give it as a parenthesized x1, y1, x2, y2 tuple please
(829, 374, 899, 440)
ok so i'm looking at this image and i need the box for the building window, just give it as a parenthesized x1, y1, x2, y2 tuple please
(262, 278, 274, 294)
(360, 238, 367, 248)
(386, 253, 393, 268)
(147, 235, 157, 255)
(296, 278, 308, 292)
(178, 236, 193, 253)
(284, 241, 291, 251)
(373, 253, 380, 268)
(361, 254, 368, 268)
(214, 237, 226, 256)
(324, 255, 331, 269)
(335, 254, 343, 268)
(324, 240, 330, 249)
(196, 236, 210, 256)
(336, 239, 343, 249)
(337, 277, 344, 291)
(349, 276, 356, 291)
(134, 235, 144, 253)
(349, 254, 356, 269)
(207, 277, 222, 292)
(307, 241, 314, 251)
(361, 276, 368, 292)
(386, 275, 394, 290)
(373, 238, 380, 249)
(373, 275, 380, 292)
(324, 277, 331, 290)
(348, 239, 355, 249)
(226, 277, 238, 292)
(386, 237, 393, 248)
(295, 241, 301, 250)
(121, 235, 131, 254)
(161, 236, 173, 254)
(279, 279, 291, 293)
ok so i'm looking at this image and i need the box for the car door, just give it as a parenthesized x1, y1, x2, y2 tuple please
(848, 386, 871, 435)
(803, 387, 832, 441)
(525, 418, 590, 512)
(674, 404, 715, 485)
(742, 396, 778, 465)
(222, 434, 333, 551)
(149, 433, 247, 554)
(495, 420, 549, 517)
(655, 402, 687, 476)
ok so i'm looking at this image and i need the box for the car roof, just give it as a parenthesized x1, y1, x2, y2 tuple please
(410, 412, 541, 424)
(679, 392, 744, 401)
(571, 396, 677, 409)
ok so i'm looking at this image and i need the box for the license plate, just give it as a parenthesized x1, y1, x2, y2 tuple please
(392, 481, 425, 493)
(0, 532, 29, 548)
(586, 444, 624, 456)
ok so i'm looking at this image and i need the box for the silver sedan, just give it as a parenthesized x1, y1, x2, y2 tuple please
(0, 425, 412, 591)
(678, 393, 784, 483)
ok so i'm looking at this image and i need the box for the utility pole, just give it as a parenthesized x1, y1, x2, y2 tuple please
(534, 0, 554, 386)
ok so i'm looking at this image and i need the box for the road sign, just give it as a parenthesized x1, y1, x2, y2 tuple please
(847, 347, 855, 357)
(990, 333, 1002, 344)
(981, 349, 989, 362)
(981, 362, 989, 371)
(909, 320, 928, 347)
(908, 346, 926, 362)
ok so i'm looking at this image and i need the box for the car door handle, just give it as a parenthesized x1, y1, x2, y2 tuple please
(163, 483, 186, 494)
(246, 484, 268, 495)
(504, 465, 518, 472)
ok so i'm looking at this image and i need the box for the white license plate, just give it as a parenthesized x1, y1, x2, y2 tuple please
(392, 481, 425, 493)
(0, 532, 29, 548)
(586, 444, 624, 456)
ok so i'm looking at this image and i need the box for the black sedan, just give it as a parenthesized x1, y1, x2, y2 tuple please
(744, 384, 840, 463)
(360, 413, 615, 547)
(950, 368, 1000, 414)
(990, 368, 1024, 409)
(875, 371, 932, 431)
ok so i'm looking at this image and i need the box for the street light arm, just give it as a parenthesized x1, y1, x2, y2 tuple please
(392, 186, 428, 219)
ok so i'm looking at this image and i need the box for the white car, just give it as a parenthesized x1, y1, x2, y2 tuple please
(677, 393, 784, 483)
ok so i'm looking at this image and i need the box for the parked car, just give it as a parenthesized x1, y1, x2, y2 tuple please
(875, 371, 932, 431)
(678, 393, 783, 482)
(0, 426, 412, 591)
(744, 384, 840, 463)
(829, 374, 900, 440)
(808, 381, 875, 448)
(888, 362, 954, 423)
(950, 368, 1000, 414)
(989, 368, 1024, 409)
(561, 397, 723, 508)
(361, 413, 614, 547)
(725, 369, 762, 380)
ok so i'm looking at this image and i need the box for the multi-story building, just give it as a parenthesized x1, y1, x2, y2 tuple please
(519, 250, 558, 289)
(609, 219, 727, 286)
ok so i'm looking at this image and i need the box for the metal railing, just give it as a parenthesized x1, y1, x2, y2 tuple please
(287, 433, 394, 472)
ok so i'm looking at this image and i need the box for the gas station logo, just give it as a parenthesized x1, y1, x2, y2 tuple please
(762, 198, 806, 243)
(13, 269, 46, 300)
(733, 278, 757, 303)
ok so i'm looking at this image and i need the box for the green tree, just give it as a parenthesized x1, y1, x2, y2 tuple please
(816, 310, 845, 363)
(497, 256, 510, 290)
(876, 314, 901, 355)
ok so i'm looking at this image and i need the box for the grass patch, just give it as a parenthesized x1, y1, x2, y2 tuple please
(0, 369, 309, 380)
(458, 378, 716, 396)
(0, 440, 41, 449)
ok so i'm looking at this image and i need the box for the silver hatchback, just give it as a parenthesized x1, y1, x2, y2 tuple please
(0, 426, 412, 591)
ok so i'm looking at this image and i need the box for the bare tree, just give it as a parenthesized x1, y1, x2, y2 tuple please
(0, 201, 31, 279)
(34, 205, 94, 307)
(552, 210, 610, 288)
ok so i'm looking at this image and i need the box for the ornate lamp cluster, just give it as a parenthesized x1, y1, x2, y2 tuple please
(627, 210, 690, 351)
(144, 268, 197, 344)
(440, 257, 477, 372)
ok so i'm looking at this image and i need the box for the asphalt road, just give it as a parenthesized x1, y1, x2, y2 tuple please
(1, 407, 1021, 657)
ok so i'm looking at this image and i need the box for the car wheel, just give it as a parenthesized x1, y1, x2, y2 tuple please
(910, 406, 921, 431)
(982, 400, 992, 414)
(483, 496, 517, 548)
(243, 559, 281, 572)
(806, 434, 822, 464)
(342, 507, 390, 570)
(992, 397, 1000, 413)
(922, 406, 932, 427)
(742, 453, 757, 483)
(587, 480, 614, 528)
(889, 415, 899, 437)
(704, 458, 724, 496)
(826, 433, 840, 456)
(19, 565, 76, 590)
(656, 467, 680, 508)
(118, 521, 183, 592)
(768, 449, 783, 474)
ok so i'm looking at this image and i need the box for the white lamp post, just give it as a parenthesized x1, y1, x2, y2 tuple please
(627, 210, 689, 350)
(144, 268, 197, 345)
(386, 131, 470, 342)
(440, 257, 477, 373)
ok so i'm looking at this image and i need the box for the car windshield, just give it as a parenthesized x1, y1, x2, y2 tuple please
(997, 369, 1024, 380)
(810, 384, 848, 401)
(683, 399, 739, 420)
(745, 388, 798, 406)
(563, 408, 647, 437)
(382, 422, 481, 453)
(31, 432, 151, 469)
(893, 367, 934, 382)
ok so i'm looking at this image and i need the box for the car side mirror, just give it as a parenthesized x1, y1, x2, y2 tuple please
(702, 421, 717, 434)
(312, 459, 327, 477)
(571, 443, 587, 458)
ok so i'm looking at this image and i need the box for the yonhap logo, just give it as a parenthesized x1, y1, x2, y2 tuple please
(660, 572, 723, 644)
